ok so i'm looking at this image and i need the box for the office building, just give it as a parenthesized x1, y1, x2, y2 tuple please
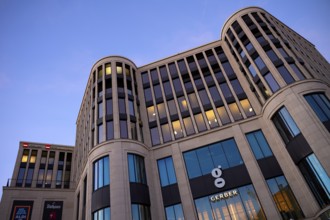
(1, 6, 330, 220)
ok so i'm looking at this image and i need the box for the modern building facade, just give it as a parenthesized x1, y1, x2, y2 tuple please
(1, 6, 330, 220)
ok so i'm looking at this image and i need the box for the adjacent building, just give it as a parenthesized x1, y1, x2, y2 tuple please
(1, 6, 330, 220)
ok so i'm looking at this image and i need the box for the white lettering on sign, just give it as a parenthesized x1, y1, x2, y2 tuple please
(211, 166, 225, 188)
(210, 190, 239, 202)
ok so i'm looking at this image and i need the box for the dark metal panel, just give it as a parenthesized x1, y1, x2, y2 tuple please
(161, 184, 181, 207)
(257, 156, 283, 179)
(130, 183, 150, 205)
(91, 186, 110, 213)
(286, 134, 312, 164)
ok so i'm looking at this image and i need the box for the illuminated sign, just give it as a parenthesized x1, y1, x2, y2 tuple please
(210, 189, 239, 202)
(10, 201, 33, 220)
(211, 166, 225, 188)
(42, 201, 63, 220)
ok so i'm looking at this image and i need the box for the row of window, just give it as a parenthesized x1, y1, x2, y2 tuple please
(17, 149, 72, 189)
(142, 47, 257, 146)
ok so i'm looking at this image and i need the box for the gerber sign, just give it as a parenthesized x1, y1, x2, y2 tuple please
(210, 190, 239, 202)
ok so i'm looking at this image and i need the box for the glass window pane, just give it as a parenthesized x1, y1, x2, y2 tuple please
(147, 106, 157, 122)
(279, 107, 300, 136)
(240, 99, 255, 117)
(104, 156, 110, 185)
(178, 96, 189, 112)
(157, 103, 167, 119)
(165, 157, 177, 185)
(172, 120, 183, 139)
(264, 72, 279, 92)
(98, 159, 103, 188)
(120, 120, 128, 138)
(173, 204, 184, 220)
(168, 100, 178, 116)
(188, 93, 200, 110)
(194, 113, 207, 132)
(119, 99, 126, 114)
(128, 154, 136, 182)
(163, 81, 173, 97)
(289, 63, 305, 80)
(209, 143, 229, 169)
(183, 117, 195, 135)
(196, 147, 214, 175)
(157, 159, 169, 186)
(154, 84, 162, 100)
(106, 121, 114, 140)
(228, 103, 243, 121)
(106, 99, 113, 115)
(222, 139, 243, 167)
(198, 90, 211, 106)
(165, 206, 175, 220)
(277, 65, 294, 84)
(205, 110, 219, 128)
(161, 124, 172, 143)
(105, 63, 111, 75)
(150, 127, 161, 145)
(217, 106, 231, 125)
(183, 151, 202, 179)
(209, 86, 222, 103)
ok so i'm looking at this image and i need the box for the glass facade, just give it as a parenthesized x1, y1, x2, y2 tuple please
(93, 156, 110, 191)
(272, 107, 301, 144)
(157, 157, 177, 187)
(128, 154, 147, 184)
(194, 184, 266, 220)
(183, 138, 243, 179)
(93, 207, 110, 220)
(165, 204, 184, 220)
(304, 93, 330, 124)
(266, 176, 304, 220)
(246, 130, 272, 159)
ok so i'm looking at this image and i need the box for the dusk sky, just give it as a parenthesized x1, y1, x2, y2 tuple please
(0, 0, 329, 198)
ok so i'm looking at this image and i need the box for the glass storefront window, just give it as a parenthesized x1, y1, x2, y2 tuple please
(266, 176, 304, 220)
(183, 138, 243, 179)
(194, 184, 266, 220)
(131, 204, 151, 220)
(165, 203, 184, 220)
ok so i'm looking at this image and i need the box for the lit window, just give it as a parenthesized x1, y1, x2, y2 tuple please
(194, 113, 207, 132)
(116, 63, 123, 74)
(183, 117, 195, 135)
(178, 96, 188, 112)
(205, 110, 218, 128)
(240, 99, 255, 117)
(172, 120, 183, 139)
(157, 103, 167, 119)
(161, 124, 172, 143)
(21, 149, 29, 163)
(105, 63, 111, 75)
(147, 106, 156, 122)
(217, 106, 231, 125)
(228, 103, 243, 121)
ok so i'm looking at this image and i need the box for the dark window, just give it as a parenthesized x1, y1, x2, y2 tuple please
(120, 120, 128, 138)
(150, 69, 158, 82)
(157, 157, 177, 187)
(220, 83, 233, 100)
(304, 93, 330, 123)
(98, 102, 103, 119)
(289, 63, 305, 80)
(178, 59, 188, 75)
(198, 90, 210, 106)
(246, 130, 273, 159)
(144, 88, 153, 103)
(153, 84, 163, 100)
(183, 138, 243, 179)
(278, 47, 289, 58)
(264, 72, 280, 93)
(231, 79, 245, 96)
(254, 56, 266, 70)
(163, 81, 173, 97)
(267, 176, 304, 220)
(141, 72, 150, 85)
(272, 107, 301, 144)
(209, 86, 222, 103)
(222, 61, 235, 78)
(298, 154, 330, 207)
(150, 127, 161, 146)
(93, 156, 110, 191)
(161, 124, 172, 143)
(128, 154, 147, 184)
(159, 66, 168, 80)
(167, 100, 178, 116)
(266, 49, 279, 62)
(277, 65, 294, 84)
(98, 124, 104, 143)
(168, 63, 178, 77)
(118, 99, 126, 114)
(172, 78, 183, 94)
(106, 99, 113, 115)
(106, 121, 114, 140)
(129, 100, 135, 117)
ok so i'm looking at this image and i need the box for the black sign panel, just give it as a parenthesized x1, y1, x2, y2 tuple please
(10, 200, 33, 220)
(42, 201, 63, 220)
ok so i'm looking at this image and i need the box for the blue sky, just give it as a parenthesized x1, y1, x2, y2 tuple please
(0, 0, 329, 198)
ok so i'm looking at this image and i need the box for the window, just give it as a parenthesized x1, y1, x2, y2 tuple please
(165, 204, 184, 220)
(157, 103, 167, 119)
(163, 81, 173, 97)
(304, 93, 330, 123)
(150, 127, 160, 145)
(93, 156, 110, 191)
(120, 120, 128, 138)
(289, 64, 305, 80)
(131, 204, 151, 220)
(222, 62, 235, 78)
(277, 65, 294, 84)
(153, 84, 162, 100)
(17, 168, 26, 186)
(230, 79, 245, 97)
(240, 99, 255, 117)
(267, 176, 304, 220)
(264, 72, 280, 93)
(173, 78, 183, 94)
(183, 117, 195, 135)
(172, 120, 183, 139)
(93, 207, 110, 220)
(98, 124, 104, 143)
(116, 63, 123, 74)
(128, 154, 147, 184)
(105, 63, 111, 75)
(144, 88, 153, 103)
(205, 110, 218, 128)
(161, 124, 172, 143)
(168, 100, 178, 116)
(131, 122, 137, 140)
(217, 106, 231, 125)
(183, 138, 243, 179)
(194, 184, 266, 220)
(228, 103, 243, 121)
(220, 83, 233, 100)
(198, 90, 211, 107)
(177, 97, 188, 112)
(106, 121, 114, 140)
(266, 49, 279, 62)
(209, 86, 222, 103)
(272, 107, 301, 144)
(98, 102, 103, 118)
(157, 157, 177, 187)
(129, 100, 135, 116)
(119, 99, 126, 114)
(194, 113, 207, 132)
(188, 93, 200, 110)
(98, 67, 103, 80)
(21, 149, 29, 163)
(147, 106, 156, 122)
(254, 56, 266, 70)
(298, 154, 330, 207)
(246, 130, 273, 160)
(106, 99, 113, 115)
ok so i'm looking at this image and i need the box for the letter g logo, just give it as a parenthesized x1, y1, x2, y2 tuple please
(211, 166, 225, 188)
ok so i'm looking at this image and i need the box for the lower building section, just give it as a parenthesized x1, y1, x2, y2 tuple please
(0, 188, 74, 220)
